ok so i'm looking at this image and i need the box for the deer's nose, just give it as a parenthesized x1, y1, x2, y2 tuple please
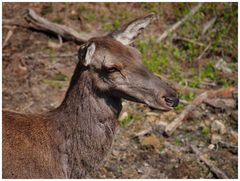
(164, 96, 179, 107)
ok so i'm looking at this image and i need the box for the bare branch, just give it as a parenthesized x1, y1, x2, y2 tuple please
(173, 36, 206, 47)
(157, 3, 203, 42)
(3, 27, 15, 48)
(201, 16, 217, 36)
(196, 43, 211, 61)
(3, 9, 92, 45)
(191, 145, 229, 179)
(164, 87, 236, 136)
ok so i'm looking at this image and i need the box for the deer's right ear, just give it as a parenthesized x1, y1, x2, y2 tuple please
(108, 13, 155, 45)
(78, 43, 96, 66)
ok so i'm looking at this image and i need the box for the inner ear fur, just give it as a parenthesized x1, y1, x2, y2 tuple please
(78, 42, 96, 66)
(108, 13, 155, 45)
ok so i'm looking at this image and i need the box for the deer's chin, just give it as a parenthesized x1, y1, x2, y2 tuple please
(149, 105, 173, 112)
(146, 101, 173, 112)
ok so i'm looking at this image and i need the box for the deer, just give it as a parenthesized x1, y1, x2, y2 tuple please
(3, 13, 179, 178)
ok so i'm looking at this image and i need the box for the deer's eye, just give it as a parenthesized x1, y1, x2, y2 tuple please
(105, 67, 119, 73)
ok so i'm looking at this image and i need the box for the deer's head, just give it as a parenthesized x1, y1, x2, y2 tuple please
(78, 14, 179, 111)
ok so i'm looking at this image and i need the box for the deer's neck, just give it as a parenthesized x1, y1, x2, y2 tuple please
(48, 65, 122, 178)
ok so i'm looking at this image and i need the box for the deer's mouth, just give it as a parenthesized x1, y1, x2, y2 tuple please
(145, 95, 179, 112)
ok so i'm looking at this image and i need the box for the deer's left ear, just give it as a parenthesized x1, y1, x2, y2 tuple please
(108, 13, 155, 45)
(78, 42, 96, 66)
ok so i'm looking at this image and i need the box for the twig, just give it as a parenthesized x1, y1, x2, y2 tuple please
(200, 80, 217, 87)
(48, 34, 63, 49)
(196, 43, 211, 61)
(58, 34, 63, 47)
(157, 3, 203, 42)
(218, 141, 238, 149)
(3, 9, 91, 45)
(164, 87, 236, 136)
(3, 52, 78, 60)
(179, 99, 189, 105)
(201, 16, 217, 36)
(173, 36, 206, 47)
(191, 145, 229, 179)
(196, 43, 211, 76)
(24, 52, 78, 59)
(134, 128, 152, 137)
(3, 27, 15, 48)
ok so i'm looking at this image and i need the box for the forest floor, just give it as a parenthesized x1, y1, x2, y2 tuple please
(2, 2, 238, 178)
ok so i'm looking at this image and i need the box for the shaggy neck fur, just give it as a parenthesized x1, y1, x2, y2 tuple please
(48, 63, 122, 178)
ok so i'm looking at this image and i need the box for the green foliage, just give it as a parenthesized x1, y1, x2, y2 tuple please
(43, 80, 64, 89)
(52, 17, 64, 24)
(201, 127, 210, 137)
(119, 114, 141, 127)
(77, 6, 96, 23)
(174, 103, 184, 112)
(119, 114, 133, 127)
(201, 62, 216, 80)
(43, 73, 68, 89)
(181, 91, 194, 101)
(41, 4, 53, 15)
(84, 15, 95, 23)
(218, 77, 236, 88)
(46, 48, 56, 63)
(169, 67, 184, 83)
(53, 73, 68, 81)
(102, 10, 129, 31)
(174, 138, 183, 146)
(78, 5, 88, 13)
(131, 136, 140, 144)
(172, 47, 181, 59)
(113, 20, 121, 29)
(140, 3, 159, 13)
(188, 76, 201, 88)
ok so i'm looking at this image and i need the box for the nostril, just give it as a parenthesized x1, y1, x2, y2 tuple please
(164, 96, 179, 107)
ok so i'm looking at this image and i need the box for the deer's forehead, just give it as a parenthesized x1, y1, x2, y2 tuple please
(93, 39, 141, 66)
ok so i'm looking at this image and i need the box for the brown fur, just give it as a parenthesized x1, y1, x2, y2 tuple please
(3, 15, 178, 178)
(3, 111, 62, 178)
(3, 64, 121, 178)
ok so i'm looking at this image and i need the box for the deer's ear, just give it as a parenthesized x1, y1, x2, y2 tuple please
(78, 43, 96, 66)
(108, 13, 155, 45)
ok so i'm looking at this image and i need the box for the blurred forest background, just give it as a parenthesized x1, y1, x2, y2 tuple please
(2, 2, 238, 179)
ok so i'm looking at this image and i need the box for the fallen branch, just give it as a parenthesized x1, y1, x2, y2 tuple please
(3, 27, 15, 48)
(24, 52, 78, 59)
(164, 87, 236, 136)
(157, 3, 203, 42)
(205, 98, 236, 110)
(3, 9, 91, 45)
(196, 43, 211, 61)
(173, 36, 206, 47)
(219, 141, 238, 148)
(3, 52, 77, 62)
(196, 43, 211, 77)
(179, 99, 189, 105)
(191, 145, 229, 179)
